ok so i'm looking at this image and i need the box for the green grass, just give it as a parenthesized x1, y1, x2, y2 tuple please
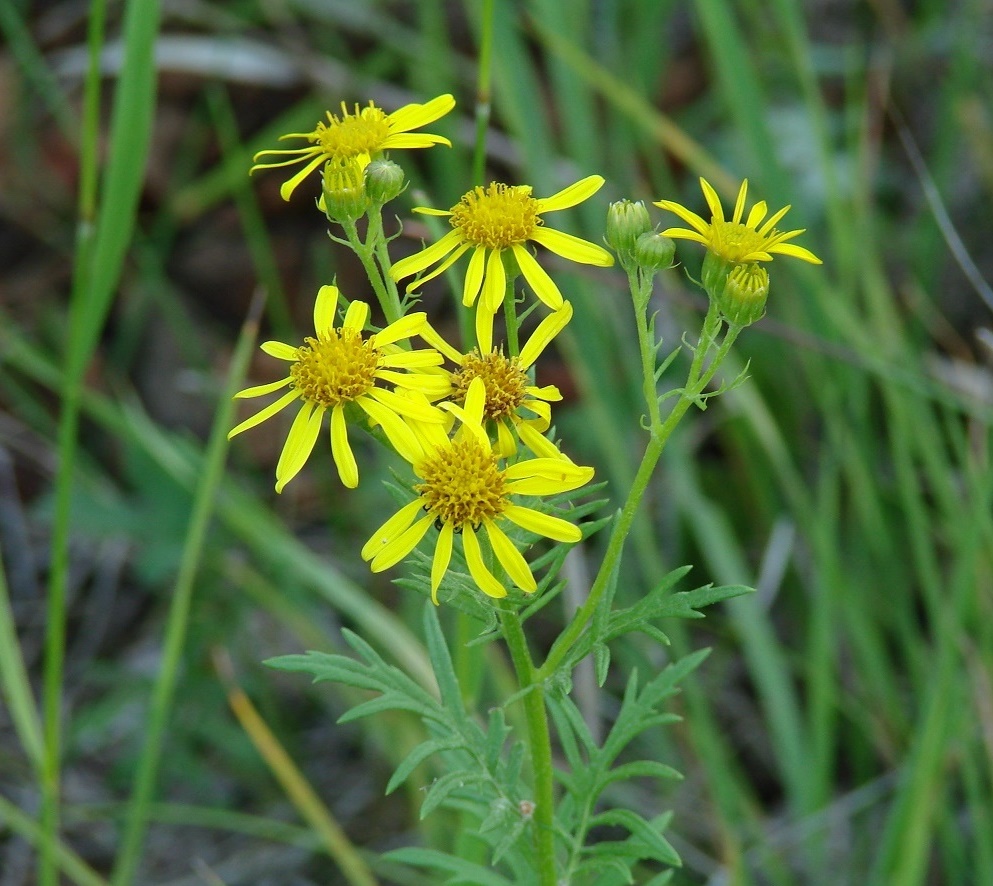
(1, 0, 991, 883)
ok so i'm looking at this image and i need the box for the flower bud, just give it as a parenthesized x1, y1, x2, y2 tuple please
(632, 231, 675, 272)
(321, 158, 370, 222)
(718, 262, 769, 326)
(365, 159, 406, 205)
(701, 251, 733, 303)
(605, 200, 653, 269)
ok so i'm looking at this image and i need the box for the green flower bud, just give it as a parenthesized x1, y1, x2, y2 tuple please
(633, 231, 675, 272)
(365, 159, 406, 205)
(701, 251, 733, 303)
(321, 158, 370, 222)
(718, 262, 769, 326)
(605, 200, 653, 269)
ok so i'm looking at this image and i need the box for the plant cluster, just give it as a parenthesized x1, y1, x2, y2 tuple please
(232, 93, 820, 884)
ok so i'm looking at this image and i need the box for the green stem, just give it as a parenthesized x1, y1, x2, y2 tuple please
(629, 268, 662, 431)
(110, 294, 263, 885)
(341, 216, 401, 325)
(538, 303, 740, 680)
(367, 208, 405, 321)
(471, 0, 495, 186)
(40, 3, 108, 878)
(499, 606, 557, 886)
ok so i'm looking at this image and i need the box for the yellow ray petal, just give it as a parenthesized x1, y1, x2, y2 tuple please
(462, 246, 486, 307)
(313, 284, 339, 336)
(279, 154, 328, 202)
(731, 179, 749, 224)
(367, 387, 445, 422)
(329, 404, 359, 489)
(391, 229, 463, 282)
(746, 200, 768, 230)
(370, 514, 433, 572)
(654, 199, 710, 234)
(234, 377, 292, 399)
(362, 499, 424, 561)
(275, 402, 324, 493)
(462, 528, 506, 598)
(260, 341, 299, 361)
(503, 504, 582, 543)
(485, 521, 535, 593)
(343, 300, 369, 331)
(481, 247, 506, 313)
(700, 177, 726, 223)
(512, 244, 563, 310)
(386, 93, 455, 133)
(357, 396, 425, 464)
(381, 133, 452, 150)
(228, 389, 301, 438)
(475, 303, 495, 355)
(530, 228, 614, 267)
(518, 301, 572, 369)
(770, 242, 822, 264)
(373, 312, 426, 348)
(430, 521, 455, 604)
(417, 321, 464, 364)
(517, 422, 563, 459)
(534, 174, 604, 214)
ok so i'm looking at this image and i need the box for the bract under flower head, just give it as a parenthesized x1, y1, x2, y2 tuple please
(390, 176, 613, 352)
(228, 285, 447, 491)
(655, 177, 821, 266)
(361, 378, 593, 604)
(251, 94, 455, 202)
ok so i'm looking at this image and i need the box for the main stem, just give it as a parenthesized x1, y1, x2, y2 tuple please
(539, 303, 739, 680)
(499, 607, 557, 886)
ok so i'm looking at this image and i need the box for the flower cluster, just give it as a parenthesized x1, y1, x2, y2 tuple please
(236, 94, 607, 604)
(239, 93, 821, 607)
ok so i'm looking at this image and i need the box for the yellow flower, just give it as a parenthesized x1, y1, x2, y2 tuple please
(655, 177, 822, 265)
(420, 304, 575, 459)
(361, 378, 594, 603)
(228, 285, 447, 492)
(390, 176, 614, 352)
(250, 94, 456, 202)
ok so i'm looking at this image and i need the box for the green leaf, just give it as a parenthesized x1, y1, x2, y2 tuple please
(593, 642, 611, 687)
(585, 809, 681, 866)
(386, 737, 463, 795)
(422, 602, 465, 722)
(420, 770, 490, 818)
(598, 760, 683, 789)
(382, 847, 513, 886)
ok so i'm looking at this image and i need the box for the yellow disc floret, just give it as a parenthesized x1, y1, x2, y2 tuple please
(452, 352, 529, 421)
(314, 103, 391, 159)
(707, 221, 772, 264)
(415, 439, 507, 529)
(290, 329, 380, 407)
(450, 183, 542, 249)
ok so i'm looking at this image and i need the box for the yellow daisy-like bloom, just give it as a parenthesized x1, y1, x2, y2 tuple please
(655, 177, 822, 265)
(390, 176, 614, 352)
(228, 285, 447, 492)
(420, 303, 575, 459)
(250, 94, 456, 202)
(361, 378, 594, 603)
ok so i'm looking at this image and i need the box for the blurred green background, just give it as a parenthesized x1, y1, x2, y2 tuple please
(1, 0, 992, 883)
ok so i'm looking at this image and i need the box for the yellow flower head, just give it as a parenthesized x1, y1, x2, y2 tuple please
(655, 177, 822, 265)
(391, 176, 614, 352)
(361, 378, 594, 603)
(228, 285, 448, 492)
(251, 94, 456, 202)
(420, 304, 575, 459)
